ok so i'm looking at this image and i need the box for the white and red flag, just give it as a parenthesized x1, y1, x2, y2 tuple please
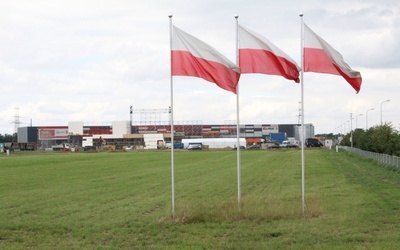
(238, 24, 300, 82)
(171, 26, 240, 94)
(303, 23, 362, 93)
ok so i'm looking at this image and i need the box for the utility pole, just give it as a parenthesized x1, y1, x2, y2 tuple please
(13, 107, 21, 134)
(130, 105, 133, 134)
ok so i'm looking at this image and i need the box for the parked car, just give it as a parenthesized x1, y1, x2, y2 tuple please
(305, 138, 323, 147)
(187, 144, 202, 150)
(280, 140, 298, 148)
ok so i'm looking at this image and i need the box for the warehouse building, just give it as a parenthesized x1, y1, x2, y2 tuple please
(15, 121, 314, 150)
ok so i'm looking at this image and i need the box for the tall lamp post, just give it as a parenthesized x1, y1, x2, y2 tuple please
(380, 99, 390, 125)
(355, 113, 363, 129)
(366, 108, 374, 130)
(350, 114, 354, 147)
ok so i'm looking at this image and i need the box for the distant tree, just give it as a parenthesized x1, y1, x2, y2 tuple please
(370, 124, 392, 154)
(391, 132, 400, 156)
(0, 133, 16, 143)
(315, 133, 334, 139)
(347, 123, 400, 156)
(325, 133, 334, 139)
(340, 133, 351, 146)
(352, 128, 365, 148)
(362, 127, 376, 152)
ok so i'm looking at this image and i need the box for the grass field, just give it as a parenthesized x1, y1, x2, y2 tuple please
(1, 149, 400, 249)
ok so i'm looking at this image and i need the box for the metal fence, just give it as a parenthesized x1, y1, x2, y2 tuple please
(340, 146, 400, 171)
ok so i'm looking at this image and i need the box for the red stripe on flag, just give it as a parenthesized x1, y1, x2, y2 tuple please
(333, 64, 362, 93)
(304, 48, 340, 75)
(240, 49, 300, 82)
(172, 50, 240, 94)
(304, 48, 361, 93)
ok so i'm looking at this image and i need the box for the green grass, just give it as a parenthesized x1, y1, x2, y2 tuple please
(0, 149, 400, 249)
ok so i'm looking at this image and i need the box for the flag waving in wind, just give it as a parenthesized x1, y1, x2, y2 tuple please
(171, 26, 240, 94)
(303, 23, 362, 93)
(238, 24, 300, 82)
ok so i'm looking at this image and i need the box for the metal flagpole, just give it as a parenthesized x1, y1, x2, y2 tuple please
(234, 15, 241, 210)
(169, 14, 175, 218)
(300, 13, 306, 215)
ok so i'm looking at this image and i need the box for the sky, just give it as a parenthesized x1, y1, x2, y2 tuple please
(1, 0, 399, 135)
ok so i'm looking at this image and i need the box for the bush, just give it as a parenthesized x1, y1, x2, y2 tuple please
(342, 123, 400, 156)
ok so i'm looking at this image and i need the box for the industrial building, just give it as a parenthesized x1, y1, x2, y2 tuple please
(15, 120, 315, 151)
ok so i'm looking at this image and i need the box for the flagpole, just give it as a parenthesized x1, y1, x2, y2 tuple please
(300, 13, 306, 215)
(169, 14, 175, 218)
(234, 15, 241, 210)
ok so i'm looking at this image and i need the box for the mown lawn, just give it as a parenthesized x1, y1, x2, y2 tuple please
(0, 149, 399, 249)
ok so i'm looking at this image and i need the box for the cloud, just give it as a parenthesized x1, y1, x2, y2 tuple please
(0, 0, 399, 135)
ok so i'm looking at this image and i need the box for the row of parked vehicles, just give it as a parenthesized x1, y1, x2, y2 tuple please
(185, 138, 323, 150)
(247, 140, 293, 149)
(247, 138, 323, 150)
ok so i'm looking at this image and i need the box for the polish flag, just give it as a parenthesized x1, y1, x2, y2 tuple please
(172, 26, 240, 94)
(238, 24, 300, 83)
(304, 23, 362, 93)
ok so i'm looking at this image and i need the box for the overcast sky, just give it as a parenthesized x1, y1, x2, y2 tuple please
(1, 0, 399, 135)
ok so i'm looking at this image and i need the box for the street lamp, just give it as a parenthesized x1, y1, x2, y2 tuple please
(366, 108, 374, 130)
(380, 99, 390, 125)
(350, 114, 354, 148)
(355, 113, 363, 129)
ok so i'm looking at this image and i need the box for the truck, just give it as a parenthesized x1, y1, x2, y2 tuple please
(52, 143, 71, 151)
(269, 132, 286, 144)
(246, 138, 262, 149)
(165, 143, 185, 149)
(173, 143, 184, 149)
(157, 140, 166, 149)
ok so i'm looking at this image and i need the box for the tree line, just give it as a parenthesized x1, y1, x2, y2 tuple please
(340, 123, 400, 156)
(0, 133, 17, 143)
